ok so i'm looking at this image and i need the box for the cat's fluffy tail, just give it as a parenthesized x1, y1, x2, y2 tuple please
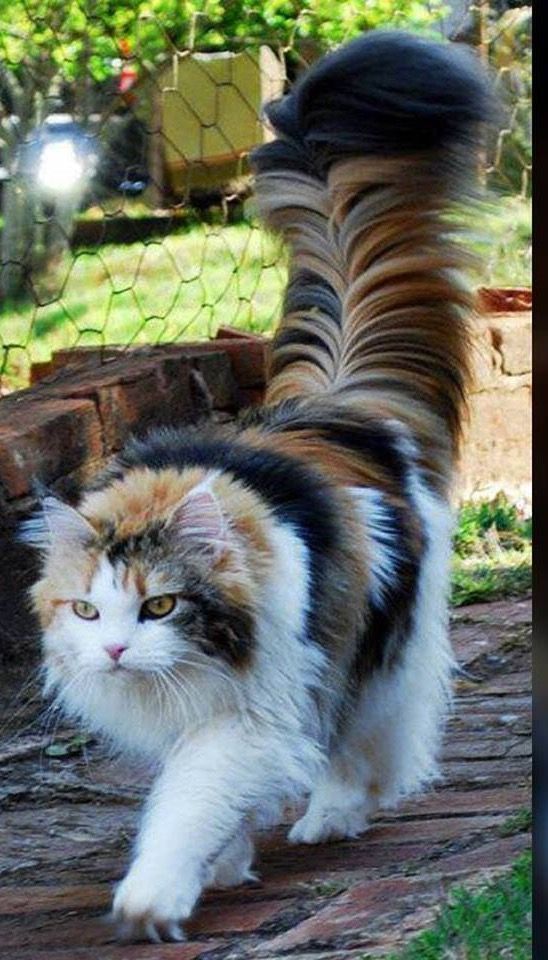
(252, 31, 495, 472)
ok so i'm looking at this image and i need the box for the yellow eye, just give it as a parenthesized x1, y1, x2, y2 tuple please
(140, 594, 176, 620)
(72, 600, 99, 621)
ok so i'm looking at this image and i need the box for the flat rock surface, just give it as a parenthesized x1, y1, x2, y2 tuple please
(0, 597, 531, 959)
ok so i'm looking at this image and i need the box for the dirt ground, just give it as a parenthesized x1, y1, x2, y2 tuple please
(0, 596, 531, 960)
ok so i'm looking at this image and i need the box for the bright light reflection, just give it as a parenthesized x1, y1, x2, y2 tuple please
(37, 140, 84, 193)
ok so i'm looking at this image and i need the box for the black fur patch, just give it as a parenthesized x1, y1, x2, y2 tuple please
(358, 499, 424, 675)
(169, 584, 256, 669)
(247, 398, 410, 487)
(253, 30, 496, 178)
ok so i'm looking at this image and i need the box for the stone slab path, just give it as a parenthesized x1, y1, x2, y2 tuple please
(0, 597, 531, 959)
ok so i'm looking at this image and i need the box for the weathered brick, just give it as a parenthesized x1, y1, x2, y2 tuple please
(44, 361, 163, 454)
(395, 785, 531, 819)
(362, 815, 504, 846)
(477, 287, 531, 312)
(0, 883, 110, 917)
(0, 913, 115, 950)
(459, 384, 531, 495)
(263, 876, 443, 953)
(29, 361, 56, 385)
(442, 755, 531, 786)
(38, 355, 196, 454)
(0, 398, 103, 499)
(479, 671, 531, 696)
(451, 596, 532, 625)
(187, 897, 287, 936)
(260, 840, 433, 877)
(178, 338, 267, 387)
(238, 386, 265, 408)
(0, 888, 281, 951)
(488, 314, 532, 377)
(5, 937, 223, 960)
(433, 832, 531, 878)
(49, 346, 124, 373)
(187, 351, 238, 410)
(442, 736, 518, 760)
(216, 325, 269, 343)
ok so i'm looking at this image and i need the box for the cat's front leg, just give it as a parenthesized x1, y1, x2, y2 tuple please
(112, 856, 200, 943)
(112, 716, 307, 942)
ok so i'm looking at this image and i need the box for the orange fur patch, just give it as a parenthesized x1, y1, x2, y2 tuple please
(33, 467, 278, 626)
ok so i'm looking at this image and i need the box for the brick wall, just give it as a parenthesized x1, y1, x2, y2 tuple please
(459, 308, 531, 503)
(0, 305, 531, 664)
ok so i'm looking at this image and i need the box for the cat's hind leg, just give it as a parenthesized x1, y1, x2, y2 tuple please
(289, 483, 454, 846)
(288, 623, 451, 846)
(206, 831, 257, 888)
(288, 743, 376, 843)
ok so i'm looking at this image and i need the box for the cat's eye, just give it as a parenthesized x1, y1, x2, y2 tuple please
(72, 600, 99, 621)
(140, 594, 177, 620)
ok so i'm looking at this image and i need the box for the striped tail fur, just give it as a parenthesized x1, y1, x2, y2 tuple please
(251, 31, 494, 488)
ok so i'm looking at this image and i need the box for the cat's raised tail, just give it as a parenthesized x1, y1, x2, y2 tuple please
(252, 31, 495, 489)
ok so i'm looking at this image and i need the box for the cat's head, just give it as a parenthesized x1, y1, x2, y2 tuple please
(21, 467, 275, 745)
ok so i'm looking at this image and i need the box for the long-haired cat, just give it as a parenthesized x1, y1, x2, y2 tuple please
(21, 31, 493, 943)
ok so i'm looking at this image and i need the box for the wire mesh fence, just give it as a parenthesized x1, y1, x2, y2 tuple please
(0, 1, 531, 395)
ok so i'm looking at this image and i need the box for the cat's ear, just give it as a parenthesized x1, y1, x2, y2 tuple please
(18, 496, 96, 552)
(168, 478, 229, 562)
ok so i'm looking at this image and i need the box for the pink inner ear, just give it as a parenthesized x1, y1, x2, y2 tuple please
(171, 486, 228, 556)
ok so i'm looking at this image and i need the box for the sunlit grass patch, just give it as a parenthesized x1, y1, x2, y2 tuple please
(450, 492, 532, 606)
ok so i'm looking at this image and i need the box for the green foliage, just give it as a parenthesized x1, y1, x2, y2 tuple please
(450, 493, 532, 606)
(375, 850, 531, 960)
(44, 734, 94, 757)
(475, 195, 531, 288)
(0, 0, 448, 94)
(453, 492, 531, 558)
(499, 808, 532, 838)
(487, 7, 532, 198)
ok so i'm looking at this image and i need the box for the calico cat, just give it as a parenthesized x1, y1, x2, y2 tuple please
(21, 31, 493, 943)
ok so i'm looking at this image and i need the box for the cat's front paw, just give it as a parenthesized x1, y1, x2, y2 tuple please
(112, 862, 202, 943)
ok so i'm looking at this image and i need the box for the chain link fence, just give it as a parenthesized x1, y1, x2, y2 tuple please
(0, 1, 531, 395)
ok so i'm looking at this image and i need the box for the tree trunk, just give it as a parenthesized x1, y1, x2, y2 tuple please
(0, 169, 37, 301)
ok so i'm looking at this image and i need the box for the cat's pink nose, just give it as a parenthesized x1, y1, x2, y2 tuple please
(105, 644, 127, 663)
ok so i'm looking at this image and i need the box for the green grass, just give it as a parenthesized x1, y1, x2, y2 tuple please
(0, 220, 287, 391)
(450, 493, 532, 607)
(371, 850, 531, 960)
(451, 555, 532, 607)
(0, 194, 531, 392)
(498, 808, 532, 839)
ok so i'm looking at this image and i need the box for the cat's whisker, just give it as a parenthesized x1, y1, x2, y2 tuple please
(172, 654, 244, 713)
(158, 666, 200, 729)
(36, 669, 96, 776)
(165, 662, 227, 722)
(150, 671, 174, 730)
